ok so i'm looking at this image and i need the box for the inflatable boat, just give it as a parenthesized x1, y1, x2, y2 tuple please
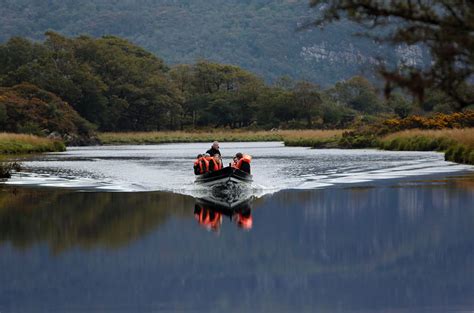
(195, 166, 252, 187)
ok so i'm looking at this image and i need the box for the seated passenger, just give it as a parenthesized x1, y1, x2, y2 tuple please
(193, 154, 208, 175)
(231, 156, 239, 168)
(208, 154, 223, 172)
(234, 152, 251, 174)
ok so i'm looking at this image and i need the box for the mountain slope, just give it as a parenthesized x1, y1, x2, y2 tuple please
(0, 0, 426, 85)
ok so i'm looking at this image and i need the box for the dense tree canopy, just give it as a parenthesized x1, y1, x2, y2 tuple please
(310, 0, 474, 107)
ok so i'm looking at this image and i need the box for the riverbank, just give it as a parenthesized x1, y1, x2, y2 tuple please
(380, 129, 474, 165)
(0, 133, 65, 154)
(0, 133, 65, 177)
(283, 128, 474, 165)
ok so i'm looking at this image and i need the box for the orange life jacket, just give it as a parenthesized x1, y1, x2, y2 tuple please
(194, 157, 209, 174)
(231, 159, 238, 168)
(236, 154, 251, 170)
(208, 157, 222, 171)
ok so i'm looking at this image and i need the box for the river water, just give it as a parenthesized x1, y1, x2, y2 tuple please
(1, 142, 473, 312)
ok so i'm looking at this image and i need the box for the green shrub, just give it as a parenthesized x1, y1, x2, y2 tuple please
(0, 161, 21, 178)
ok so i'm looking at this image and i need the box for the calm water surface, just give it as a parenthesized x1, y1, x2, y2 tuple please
(1, 143, 473, 312)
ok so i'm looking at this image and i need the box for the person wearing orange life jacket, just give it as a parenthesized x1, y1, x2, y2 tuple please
(234, 152, 251, 174)
(193, 154, 209, 175)
(208, 154, 223, 172)
(231, 156, 239, 168)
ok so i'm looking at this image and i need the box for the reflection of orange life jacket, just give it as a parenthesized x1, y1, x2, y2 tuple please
(236, 155, 251, 170)
(195, 209, 222, 230)
(236, 213, 253, 230)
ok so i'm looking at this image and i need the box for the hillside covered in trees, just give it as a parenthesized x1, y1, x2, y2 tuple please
(0, 0, 428, 86)
(0, 33, 460, 140)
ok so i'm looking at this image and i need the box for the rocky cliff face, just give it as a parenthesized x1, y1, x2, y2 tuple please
(301, 42, 380, 66)
(301, 42, 425, 69)
(395, 44, 424, 67)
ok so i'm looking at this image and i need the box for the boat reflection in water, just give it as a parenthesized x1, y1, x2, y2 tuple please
(194, 195, 253, 232)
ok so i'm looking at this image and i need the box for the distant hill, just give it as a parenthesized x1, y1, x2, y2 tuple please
(0, 0, 427, 86)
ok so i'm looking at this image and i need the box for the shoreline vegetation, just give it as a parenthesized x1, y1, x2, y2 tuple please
(0, 133, 65, 155)
(97, 130, 345, 145)
(380, 129, 474, 165)
(0, 133, 65, 178)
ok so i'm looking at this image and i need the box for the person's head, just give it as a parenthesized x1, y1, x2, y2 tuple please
(213, 154, 220, 161)
(235, 152, 243, 159)
(196, 154, 202, 159)
(212, 141, 219, 149)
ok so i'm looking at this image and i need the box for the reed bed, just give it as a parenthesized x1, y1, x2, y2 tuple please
(0, 133, 65, 154)
(98, 130, 345, 145)
(379, 128, 474, 165)
(280, 130, 345, 147)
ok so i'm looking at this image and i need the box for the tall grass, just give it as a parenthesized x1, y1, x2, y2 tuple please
(0, 133, 65, 154)
(379, 128, 474, 165)
(281, 130, 345, 147)
(98, 130, 345, 145)
(0, 133, 65, 178)
(381, 129, 474, 148)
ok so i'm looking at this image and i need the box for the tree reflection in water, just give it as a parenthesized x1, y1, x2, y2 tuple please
(0, 187, 192, 253)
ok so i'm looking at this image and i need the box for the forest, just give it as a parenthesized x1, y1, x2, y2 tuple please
(0, 0, 399, 86)
(0, 32, 463, 142)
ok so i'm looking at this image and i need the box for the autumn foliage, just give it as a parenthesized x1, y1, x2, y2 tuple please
(0, 83, 95, 144)
(382, 111, 474, 132)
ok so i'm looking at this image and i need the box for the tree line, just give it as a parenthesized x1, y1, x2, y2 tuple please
(0, 32, 464, 135)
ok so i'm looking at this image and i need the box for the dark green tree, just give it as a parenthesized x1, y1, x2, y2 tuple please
(292, 81, 322, 128)
(327, 76, 383, 114)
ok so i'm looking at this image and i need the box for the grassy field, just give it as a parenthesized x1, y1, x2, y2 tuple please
(379, 128, 474, 165)
(0, 133, 65, 154)
(98, 130, 345, 145)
